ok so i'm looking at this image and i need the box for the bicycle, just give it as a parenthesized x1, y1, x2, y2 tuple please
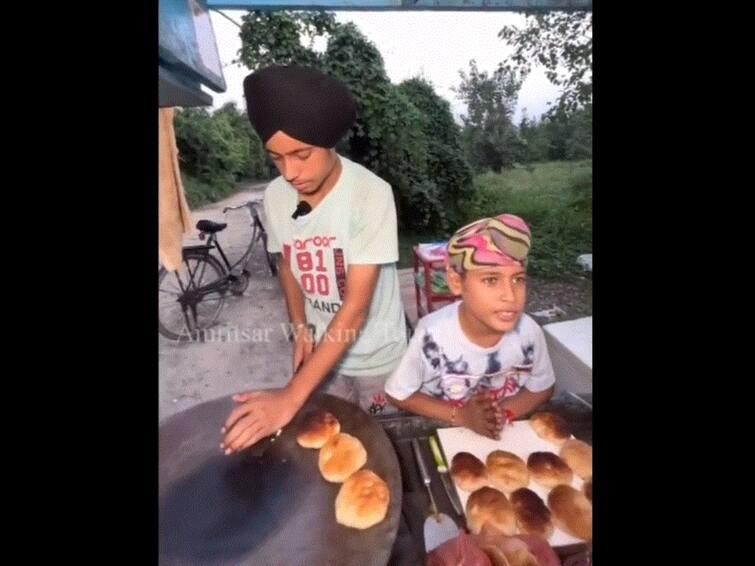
(158, 200, 278, 341)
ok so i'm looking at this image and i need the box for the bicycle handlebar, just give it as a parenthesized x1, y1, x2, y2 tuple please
(222, 201, 261, 214)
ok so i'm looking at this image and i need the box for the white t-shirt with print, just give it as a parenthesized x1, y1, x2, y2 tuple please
(263, 155, 407, 377)
(385, 302, 555, 402)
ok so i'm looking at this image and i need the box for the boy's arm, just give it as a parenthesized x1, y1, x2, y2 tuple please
(386, 391, 457, 423)
(499, 385, 554, 419)
(278, 258, 316, 371)
(278, 256, 307, 328)
(222, 264, 380, 454)
(387, 391, 504, 439)
(285, 263, 380, 404)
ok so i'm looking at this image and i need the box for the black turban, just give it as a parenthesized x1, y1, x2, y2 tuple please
(243, 65, 357, 148)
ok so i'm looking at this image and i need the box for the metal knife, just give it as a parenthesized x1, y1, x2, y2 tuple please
(245, 426, 283, 458)
(428, 435, 464, 516)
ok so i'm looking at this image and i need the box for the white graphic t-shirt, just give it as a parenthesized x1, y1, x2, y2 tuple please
(263, 156, 407, 377)
(385, 302, 555, 402)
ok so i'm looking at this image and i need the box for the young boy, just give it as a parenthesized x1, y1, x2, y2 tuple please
(385, 214, 555, 439)
(221, 65, 407, 455)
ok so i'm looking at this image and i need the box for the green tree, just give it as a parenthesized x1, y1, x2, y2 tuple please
(518, 110, 550, 163)
(214, 102, 274, 179)
(173, 108, 248, 190)
(499, 11, 592, 115)
(398, 77, 474, 227)
(564, 104, 592, 160)
(322, 25, 443, 228)
(237, 11, 338, 69)
(455, 60, 524, 172)
(540, 105, 592, 161)
(234, 11, 471, 232)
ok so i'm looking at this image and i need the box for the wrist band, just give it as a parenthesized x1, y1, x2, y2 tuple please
(450, 400, 464, 424)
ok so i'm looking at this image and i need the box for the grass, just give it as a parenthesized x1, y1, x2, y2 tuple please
(471, 160, 592, 216)
(181, 172, 227, 209)
(398, 160, 592, 278)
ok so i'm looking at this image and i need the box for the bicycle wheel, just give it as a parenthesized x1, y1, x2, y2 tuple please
(229, 270, 250, 296)
(158, 253, 227, 341)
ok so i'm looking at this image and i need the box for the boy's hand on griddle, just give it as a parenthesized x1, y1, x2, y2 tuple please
(220, 387, 302, 454)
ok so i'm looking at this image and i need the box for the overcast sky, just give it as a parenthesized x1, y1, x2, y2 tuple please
(207, 10, 563, 123)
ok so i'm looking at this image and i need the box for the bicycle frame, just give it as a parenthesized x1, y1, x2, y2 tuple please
(159, 200, 275, 341)
(211, 205, 267, 276)
(175, 202, 267, 303)
(173, 248, 229, 303)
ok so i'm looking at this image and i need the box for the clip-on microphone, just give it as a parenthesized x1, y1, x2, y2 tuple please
(292, 201, 312, 220)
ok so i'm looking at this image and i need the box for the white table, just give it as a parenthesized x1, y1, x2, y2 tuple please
(542, 316, 592, 395)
